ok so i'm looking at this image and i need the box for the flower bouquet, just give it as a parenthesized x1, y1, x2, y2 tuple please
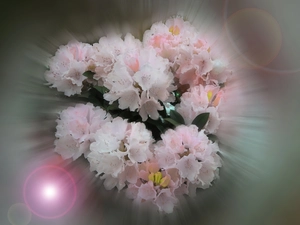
(45, 16, 231, 213)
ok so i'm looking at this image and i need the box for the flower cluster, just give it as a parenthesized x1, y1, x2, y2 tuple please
(45, 42, 92, 96)
(46, 16, 231, 213)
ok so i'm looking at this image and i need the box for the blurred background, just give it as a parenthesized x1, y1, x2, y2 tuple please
(0, 0, 300, 224)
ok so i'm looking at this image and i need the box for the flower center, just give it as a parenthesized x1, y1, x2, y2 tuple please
(169, 26, 180, 35)
(207, 90, 214, 102)
(179, 149, 189, 158)
(119, 140, 130, 161)
(148, 172, 170, 188)
(133, 81, 143, 92)
(119, 140, 127, 152)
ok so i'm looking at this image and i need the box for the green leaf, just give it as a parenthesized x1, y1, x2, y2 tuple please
(93, 86, 109, 94)
(192, 112, 210, 131)
(88, 95, 102, 107)
(207, 134, 218, 142)
(82, 71, 95, 79)
(144, 122, 162, 140)
(158, 100, 167, 118)
(219, 83, 225, 88)
(169, 110, 185, 125)
(146, 118, 167, 134)
(164, 118, 181, 127)
(106, 101, 119, 111)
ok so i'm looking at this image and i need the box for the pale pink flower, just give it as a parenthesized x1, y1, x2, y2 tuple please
(176, 154, 202, 182)
(153, 125, 221, 186)
(103, 46, 175, 120)
(89, 35, 125, 76)
(91, 152, 124, 177)
(97, 166, 139, 191)
(103, 60, 140, 111)
(87, 117, 154, 190)
(176, 85, 222, 133)
(54, 103, 111, 160)
(126, 184, 139, 200)
(54, 134, 90, 160)
(205, 107, 221, 134)
(143, 16, 215, 88)
(126, 160, 180, 213)
(89, 33, 142, 83)
(138, 182, 157, 200)
(45, 41, 92, 96)
(101, 174, 119, 190)
(176, 50, 213, 86)
(143, 16, 198, 63)
(155, 189, 178, 213)
(209, 59, 231, 84)
(139, 92, 164, 121)
(127, 123, 154, 163)
(197, 161, 217, 188)
(89, 117, 128, 154)
(143, 21, 179, 62)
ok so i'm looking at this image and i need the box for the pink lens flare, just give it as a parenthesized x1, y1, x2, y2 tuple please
(42, 184, 57, 200)
(23, 165, 77, 219)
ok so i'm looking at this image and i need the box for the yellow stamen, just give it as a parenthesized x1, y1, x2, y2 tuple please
(169, 26, 180, 35)
(148, 172, 170, 188)
(159, 176, 170, 188)
(207, 90, 213, 102)
(148, 172, 163, 185)
(148, 173, 155, 182)
(155, 172, 162, 184)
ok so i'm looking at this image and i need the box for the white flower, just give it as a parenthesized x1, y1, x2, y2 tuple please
(103, 46, 175, 121)
(176, 85, 222, 133)
(102, 175, 119, 190)
(138, 182, 157, 200)
(205, 107, 221, 134)
(90, 117, 128, 153)
(90, 33, 142, 83)
(176, 154, 202, 182)
(197, 161, 217, 188)
(127, 123, 154, 163)
(143, 16, 216, 88)
(126, 160, 180, 213)
(153, 125, 221, 186)
(103, 60, 140, 111)
(209, 59, 231, 84)
(176, 49, 213, 86)
(89, 35, 125, 76)
(45, 41, 92, 96)
(126, 184, 139, 199)
(139, 92, 164, 121)
(54, 134, 90, 160)
(87, 117, 154, 190)
(143, 16, 198, 63)
(89, 152, 124, 177)
(54, 103, 111, 160)
(155, 189, 178, 213)
(47, 16, 230, 212)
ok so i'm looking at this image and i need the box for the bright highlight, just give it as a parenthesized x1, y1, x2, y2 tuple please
(43, 185, 57, 199)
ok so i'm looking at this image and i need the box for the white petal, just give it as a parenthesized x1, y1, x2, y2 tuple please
(176, 154, 202, 182)
(138, 182, 156, 201)
(103, 175, 118, 190)
(155, 189, 178, 213)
